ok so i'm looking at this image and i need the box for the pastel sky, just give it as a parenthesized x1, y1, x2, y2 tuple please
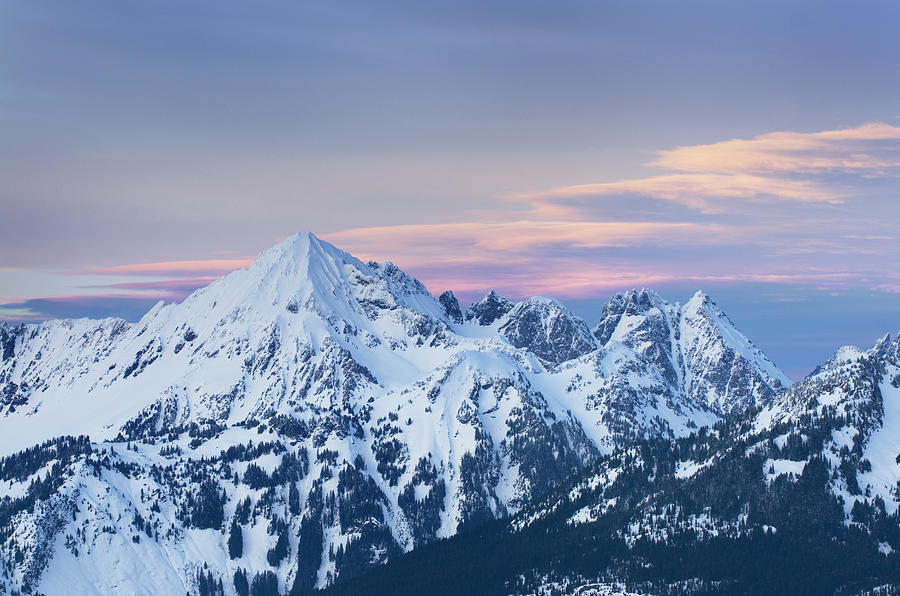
(2, 1, 900, 379)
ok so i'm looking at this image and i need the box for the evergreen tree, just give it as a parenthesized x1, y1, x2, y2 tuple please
(233, 568, 249, 596)
(228, 520, 243, 559)
(266, 520, 289, 566)
(289, 482, 300, 516)
(191, 479, 224, 530)
(250, 570, 278, 596)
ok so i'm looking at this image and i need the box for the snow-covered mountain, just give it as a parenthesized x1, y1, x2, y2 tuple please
(429, 333, 900, 594)
(0, 232, 791, 595)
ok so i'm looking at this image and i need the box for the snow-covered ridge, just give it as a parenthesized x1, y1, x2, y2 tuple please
(0, 235, 788, 454)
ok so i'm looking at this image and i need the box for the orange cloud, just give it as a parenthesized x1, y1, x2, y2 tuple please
(503, 122, 900, 216)
(653, 121, 900, 175)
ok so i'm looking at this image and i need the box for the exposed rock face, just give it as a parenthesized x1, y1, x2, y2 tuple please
(593, 288, 681, 385)
(438, 290, 463, 324)
(499, 297, 596, 365)
(873, 331, 900, 363)
(592, 289, 790, 415)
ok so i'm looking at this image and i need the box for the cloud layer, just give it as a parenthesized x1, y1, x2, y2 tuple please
(3, 121, 900, 319)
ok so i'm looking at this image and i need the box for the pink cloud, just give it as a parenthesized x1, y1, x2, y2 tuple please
(81, 277, 218, 294)
(22, 292, 178, 303)
(397, 261, 868, 301)
(8, 122, 898, 315)
(323, 221, 885, 299)
(325, 220, 736, 257)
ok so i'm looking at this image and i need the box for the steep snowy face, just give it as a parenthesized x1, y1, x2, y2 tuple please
(757, 345, 879, 431)
(155, 231, 448, 343)
(556, 345, 718, 451)
(593, 289, 670, 346)
(465, 290, 515, 326)
(679, 291, 790, 414)
(758, 331, 900, 434)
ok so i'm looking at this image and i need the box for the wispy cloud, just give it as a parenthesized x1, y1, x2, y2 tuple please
(0, 264, 240, 321)
(511, 173, 846, 215)
(324, 221, 892, 299)
(79, 277, 218, 294)
(321, 122, 900, 298)
(325, 220, 734, 255)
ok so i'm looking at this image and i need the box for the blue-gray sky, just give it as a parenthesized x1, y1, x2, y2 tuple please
(2, 1, 900, 378)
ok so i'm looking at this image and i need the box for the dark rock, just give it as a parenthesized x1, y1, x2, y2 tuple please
(465, 290, 514, 326)
(438, 291, 463, 324)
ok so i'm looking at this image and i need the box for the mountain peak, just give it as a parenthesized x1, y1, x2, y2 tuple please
(140, 231, 448, 352)
(604, 288, 667, 317)
(684, 289, 718, 313)
(171, 231, 365, 322)
(593, 288, 670, 346)
(592, 286, 790, 414)
(689, 289, 710, 301)
(252, 231, 360, 275)
(679, 290, 791, 412)
(499, 297, 595, 364)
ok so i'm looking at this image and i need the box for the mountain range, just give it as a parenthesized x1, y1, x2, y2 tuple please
(0, 232, 895, 595)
